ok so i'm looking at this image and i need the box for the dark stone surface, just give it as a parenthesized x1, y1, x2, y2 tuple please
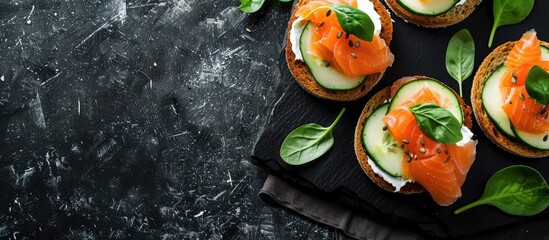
(0, 0, 332, 239)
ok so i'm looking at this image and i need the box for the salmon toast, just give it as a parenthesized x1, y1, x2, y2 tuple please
(286, 0, 394, 101)
(471, 30, 549, 157)
(355, 77, 477, 206)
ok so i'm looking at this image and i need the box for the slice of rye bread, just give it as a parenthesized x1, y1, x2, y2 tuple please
(384, 0, 482, 28)
(354, 76, 473, 193)
(471, 41, 549, 158)
(285, 0, 393, 101)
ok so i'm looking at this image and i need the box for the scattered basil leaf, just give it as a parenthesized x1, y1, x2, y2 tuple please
(238, 0, 265, 13)
(446, 29, 475, 97)
(331, 5, 374, 42)
(488, 0, 534, 48)
(455, 165, 549, 216)
(238, 0, 292, 13)
(525, 65, 549, 105)
(409, 103, 463, 144)
(303, 5, 374, 42)
(280, 108, 345, 165)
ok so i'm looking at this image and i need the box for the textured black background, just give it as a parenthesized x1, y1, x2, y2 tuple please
(253, 0, 549, 238)
(0, 0, 338, 239)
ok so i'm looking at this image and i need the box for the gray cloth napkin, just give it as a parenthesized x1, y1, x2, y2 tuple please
(259, 174, 422, 240)
(259, 174, 549, 240)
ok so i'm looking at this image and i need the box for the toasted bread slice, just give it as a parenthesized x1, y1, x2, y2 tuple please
(471, 41, 549, 158)
(354, 76, 473, 193)
(384, 0, 482, 28)
(285, 0, 393, 101)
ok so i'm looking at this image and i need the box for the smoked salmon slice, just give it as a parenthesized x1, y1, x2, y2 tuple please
(383, 85, 477, 206)
(295, 0, 394, 77)
(499, 30, 549, 133)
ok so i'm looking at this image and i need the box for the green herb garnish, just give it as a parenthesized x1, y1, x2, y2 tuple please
(238, 0, 292, 14)
(409, 103, 463, 145)
(488, 0, 535, 48)
(280, 108, 345, 165)
(455, 165, 549, 216)
(525, 65, 549, 105)
(446, 29, 475, 97)
(238, 0, 265, 13)
(303, 5, 375, 42)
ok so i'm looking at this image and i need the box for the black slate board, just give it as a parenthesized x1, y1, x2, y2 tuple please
(252, 1, 549, 238)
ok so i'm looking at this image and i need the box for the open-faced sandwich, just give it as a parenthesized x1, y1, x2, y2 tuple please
(471, 30, 549, 158)
(354, 76, 477, 206)
(384, 0, 482, 28)
(286, 0, 394, 101)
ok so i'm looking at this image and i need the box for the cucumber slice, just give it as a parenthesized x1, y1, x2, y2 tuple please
(299, 22, 366, 90)
(362, 103, 405, 177)
(388, 78, 463, 125)
(482, 65, 515, 137)
(482, 46, 549, 141)
(396, 0, 459, 16)
(513, 126, 549, 150)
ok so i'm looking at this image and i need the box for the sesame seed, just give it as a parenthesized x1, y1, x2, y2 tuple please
(407, 156, 412, 162)
(445, 156, 452, 163)
(382, 125, 387, 131)
(523, 105, 526, 111)
(444, 149, 448, 155)
(436, 147, 441, 154)
(414, 154, 418, 160)
(337, 32, 343, 38)
(520, 92, 525, 101)
(318, 21, 324, 28)
(544, 134, 548, 142)
(419, 148, 426, 153)
(512, 72, 517, 84)
(402, 139, 409, 144)
(355, 41, 360, 48)
(420, 139, 425, 146)
(345, 32, 350, 39)
(351, 53, 357, 59)
(326, 9, 332, 17)
(348, 40, 353, 47)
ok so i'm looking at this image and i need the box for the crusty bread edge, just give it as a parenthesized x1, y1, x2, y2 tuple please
(285, 0, 393, 102)
(384, 0, 482, 28)
(354, 76, 474, 194)
(471, 41, 549, 158)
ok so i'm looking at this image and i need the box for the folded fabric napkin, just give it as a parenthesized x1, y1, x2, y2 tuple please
(259, 174, 422, 240)
(259, 174, 549, 240)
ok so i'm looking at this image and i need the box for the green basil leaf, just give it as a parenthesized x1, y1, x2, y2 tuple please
(302, 5, 374, 42)
(455, 165, 549, 216)
(331, 5, 374, 42)
(446, 29, 475, 97)
(488, 0, 534, 47)
(238, 0, 265, 13)
(525, 65, 549, 105)
(409, 103, 463, 144)
(280, 108, 345, 165)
